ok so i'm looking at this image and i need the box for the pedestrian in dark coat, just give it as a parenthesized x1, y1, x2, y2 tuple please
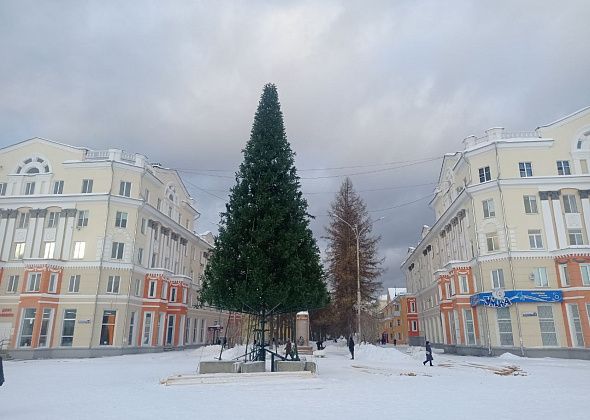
(348, 336, 355, 360)
(285, 340, 293, 360)
(423, 341, 433, 366)
(0, 355, 4, 386)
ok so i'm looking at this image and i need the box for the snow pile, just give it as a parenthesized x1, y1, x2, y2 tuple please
(354, 344, 414, 363)
(498, 352, 522, 360)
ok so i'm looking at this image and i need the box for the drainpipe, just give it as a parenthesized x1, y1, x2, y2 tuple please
(463, 153, 493, 355)
(89, 160, 115, 350)
(493, 142, 525, 356)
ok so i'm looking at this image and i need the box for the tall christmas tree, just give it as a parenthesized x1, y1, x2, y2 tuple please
(201, 84, 328, 355)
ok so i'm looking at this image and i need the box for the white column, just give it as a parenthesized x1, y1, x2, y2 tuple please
(540, 192, 557, 251)
(146, 221, 155, 267)
(580, 191, 590, 241)
(550, 192, 567, 248)
(55, 210, 68, 259)
(61, 209, 76, 260)
(31, 210, 46, 258)
(1, 212, 16, 260)
(179, 315, 186, 346)
(0, 211, 8, 260)
(24, 212, 37, 259)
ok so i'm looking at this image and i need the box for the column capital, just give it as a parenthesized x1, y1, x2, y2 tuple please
(580, 190, 590, 199)
(539, 191, 550, 200)
(549, 191, 561, 200)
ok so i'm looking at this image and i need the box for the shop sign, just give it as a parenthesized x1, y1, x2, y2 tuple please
(522, 312, 538, 317)
(470, 290, 562, 307)
(0, 308, 14, 317)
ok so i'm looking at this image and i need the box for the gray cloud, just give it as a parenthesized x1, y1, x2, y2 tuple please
(1, 0, 589, 289)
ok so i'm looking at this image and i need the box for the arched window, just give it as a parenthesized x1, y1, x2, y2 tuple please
(15, 156, 51, 175)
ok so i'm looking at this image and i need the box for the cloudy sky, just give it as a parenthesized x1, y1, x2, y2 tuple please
(1, 1, 589, 290)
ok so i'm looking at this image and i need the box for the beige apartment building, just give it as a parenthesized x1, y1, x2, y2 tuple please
(402, 106, 590, 359)
(0, 138, 229, 358)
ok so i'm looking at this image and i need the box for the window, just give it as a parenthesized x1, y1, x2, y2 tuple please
(538, 306, 557, 346)
(111, 242, 124, 260)
(115, 211, 128, 228)
(107, 275, 120, 294)
(61, 309, 77, 346)
(68, 275, 80, 293)
(449, 280, 456, 297)
(157, 198, 162, 211)
(523, 195, 538, 214)
(567, 304, 585, 347)
(119, 181, 131, 197)
(580, 264, 590, 286)
(464, 309, 476, 345)
(38, 308, 53, 347)
(142, 312, 153, 346)
(170, 287, 177, 302)
(528, 229, 544, 249)
(144, 189, 150, 203)
(24, 181, 35, 195)
(533, 267, 548, 287)
(557, 160, 571, 175)
(81, 179, 93, 193)
(137, 248, 143, 265)
(134, 279, 141, 296)
(478, 166, 491, 183)
(459, 275, 468, 294)
(0, 182, 6, 196)
(491, 269, 505, 289)
(73, 242, 85, 259)
(7, 275, 19, 293)
(486, 232, 499, 252)
(77, 210, 89, 227)
(162, 282, 168, 300)
(14, 243, 25, 259)
(17, 212, 30, 229)
(519, 162, 533, 177)
(43, 242, 55, 259)
(53, 180, 64, 194)
(141, 218, 146, 234)
(166, 315, 175, 345)
(48, 272, 58, 293)
(148, 280, 157, 298)
(151, 253, 157, 268)
(563, 195, 578, 214)
(482, 199, 495, 218)
(47, 211, 60, 228)
(19, 308, 36, 347)
(558, 264, 570, 287)
(410, 320, 418, 332)
(128, 312, 136, 346)
(27, 272, 41, 292)
(568, 229, 584, 245)
(497, 307, 514, 346)
(100, 310, 117, 345)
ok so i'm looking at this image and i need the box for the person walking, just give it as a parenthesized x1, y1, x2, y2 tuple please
(348, 336, 355, 360)
(285, 340, 293, 360)
(423, 341, 433, 366)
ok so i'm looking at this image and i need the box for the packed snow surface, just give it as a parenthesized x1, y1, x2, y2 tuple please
(2, 342, 588, 419)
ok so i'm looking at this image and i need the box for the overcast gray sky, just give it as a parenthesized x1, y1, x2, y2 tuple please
(1, 1, 589, 291)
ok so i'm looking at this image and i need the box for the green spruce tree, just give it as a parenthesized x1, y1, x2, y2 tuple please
(202, 84, 328, 330)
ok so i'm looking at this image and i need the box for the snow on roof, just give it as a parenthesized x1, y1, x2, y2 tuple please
(388, 287, 407, 299)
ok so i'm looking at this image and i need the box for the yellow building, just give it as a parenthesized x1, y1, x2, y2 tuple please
(0, 138, 227, 358)
(402, 107, 590, 359)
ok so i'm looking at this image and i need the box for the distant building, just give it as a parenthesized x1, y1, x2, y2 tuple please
(379, 287, 419, 344)
(402, 107, 590, 359)
(0, 138, 228, 358)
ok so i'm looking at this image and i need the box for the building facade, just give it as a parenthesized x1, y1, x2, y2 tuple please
(379, 288, 419, 344)
(0, 138, 228, 358)
(402, 107, 590, 359)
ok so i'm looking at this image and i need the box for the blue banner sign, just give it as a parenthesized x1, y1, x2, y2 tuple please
(470, 290, 563, 307)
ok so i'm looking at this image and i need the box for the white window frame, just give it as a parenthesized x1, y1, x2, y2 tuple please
(18, 308, 37, 347)
(27, 272, 41, 292)
(73, 241, 85, 259)
(107, 275, 120, 294)
(491, 269, 505, 289)
(77, 210, 89, 227)
(61, 309, 77, 347)
(48, 272, 58, 293)
(119, 181, 131, 197)
(100, 310, 117, 346)
(538, 305, 558, 346)
(38, 308, 54, 348)
(24, 181, 35, 195)
(68, 275, 80, 293)
(410, 320, 418, 332)
(53, 180, 64, 194)
(519, 162, 533, 177)
(0, 182, 6, 196)
(128, 311, 137, 346)
(137, 248, 143, 265)
(523, 195, 538, 214)
(47, 211, 60, 228)
(17, 212, 30, 229)
(459, 275, 468, 294)
(142, 312, 154, 346)
(558, 264, 570, 287)
(111, 242, 124, 260)
(43, 242, 55, 259)
(568, 229, 584, 245)
(566, 304, 585, 348)
(14, 242, 25, 259)
(81, 179, 93, 193)
(557, 160, 571, 175)
(563, 195, 578, 214)
(115, 211, 128, 228)
(496, 307, 514, 346)
(134, 278, 141, 296)
(482, 199, 495, 218)
(580, 264, 590, 286)
(528, 229, 544, 249)
(533, 267, 548, 287)
(486, 232, 499, 252)
(7, 275, 19, 293)
(478, 166, 491, 183)
(148, 280, 157, 298)
(463, 309, 476, 345)
(170, 287, 177, 302)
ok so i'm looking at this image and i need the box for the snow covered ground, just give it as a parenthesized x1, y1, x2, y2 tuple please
(2, 341, 588, 420)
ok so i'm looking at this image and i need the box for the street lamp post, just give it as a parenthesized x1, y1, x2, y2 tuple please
(333, 215, 384, 341)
